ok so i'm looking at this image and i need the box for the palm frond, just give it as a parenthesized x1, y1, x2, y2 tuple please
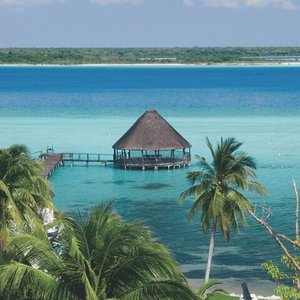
(179, 185, 198, 204)
(0, 145, 54, 250)
(85, 202, 116, 247)
(2, 203, 198, 299)
(119, 279, 197, 300)
(0, 180, 24, 227)
(0, 261, 58, 300)
(8, 233, 61, 270)
(13, 188, 38, 209)
(197, 279, 227, 297)
(208, 188, 225, 224)
(206, 137, 216, 162)
(187, 171, 207, 184)
(226, 187, 253, 226)
(218, 213, 230, 241)
(248, 180, 267, 195)
(195, 155, 214, 176)
(187, 191, 212, 223)
(62, 215, 91, 259)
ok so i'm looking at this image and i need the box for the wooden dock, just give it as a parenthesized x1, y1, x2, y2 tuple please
(40, 153, 63, 177)
(39, 152, 113, 178)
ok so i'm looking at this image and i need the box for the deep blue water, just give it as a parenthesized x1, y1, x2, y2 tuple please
(1, 65, 300, 91)
(1, 65, 300, 294)
(1, 66, 300, 117)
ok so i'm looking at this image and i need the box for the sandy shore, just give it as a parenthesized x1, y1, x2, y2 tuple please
(188, 277, 280, 299)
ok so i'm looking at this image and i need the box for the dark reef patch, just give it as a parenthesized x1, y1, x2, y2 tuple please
(84, 180, 97, 184)
(104, 180, 135, 185)
(133, 183, 172, 190)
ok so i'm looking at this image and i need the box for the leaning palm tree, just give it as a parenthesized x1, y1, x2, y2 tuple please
(179, 137, 265, 283)
(0, 204, 197, 300)
(0, 144, 53, 250)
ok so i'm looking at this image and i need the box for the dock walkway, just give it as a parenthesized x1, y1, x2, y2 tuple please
(39, 152, 113, 178)
(40, 153, 63, 177)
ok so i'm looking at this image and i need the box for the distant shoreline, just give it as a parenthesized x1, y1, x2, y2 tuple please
(1, 62, 300, 67)
(2, 47, 300, 66)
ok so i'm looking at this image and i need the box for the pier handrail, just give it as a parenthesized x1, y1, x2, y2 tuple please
(61, 152, 113, 162)
(39, 152, 113, 177)
(39, 152, 114, 163)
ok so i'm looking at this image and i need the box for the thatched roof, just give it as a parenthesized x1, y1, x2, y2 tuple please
(113, 109, 192, 150)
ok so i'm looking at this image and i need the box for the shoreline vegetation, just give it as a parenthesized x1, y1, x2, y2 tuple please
(0, 144, 290, 299)
(0, 144, 279, 299)
(1, 47, 300, 65)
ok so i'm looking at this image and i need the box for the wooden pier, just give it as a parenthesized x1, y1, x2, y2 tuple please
(39, 153, 63, 177)
(39, 152, 113, 178)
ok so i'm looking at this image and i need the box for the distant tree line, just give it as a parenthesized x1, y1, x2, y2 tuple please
(1, 47, 300, 64)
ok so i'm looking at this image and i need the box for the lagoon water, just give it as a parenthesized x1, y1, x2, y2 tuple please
(1, 65, 300, 294)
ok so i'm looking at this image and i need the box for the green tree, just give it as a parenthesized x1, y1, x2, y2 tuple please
(0, 204, 197, 300)
(250, 180, 300, 299)
(262, 257, 300, 299)
(180, 137, 265, 283)
(0, 144, 53, 250)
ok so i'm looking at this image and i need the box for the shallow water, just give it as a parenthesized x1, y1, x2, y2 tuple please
(1, 66, 300, 294)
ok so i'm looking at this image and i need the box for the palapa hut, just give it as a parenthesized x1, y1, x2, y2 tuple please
(113, 109, 192, 169)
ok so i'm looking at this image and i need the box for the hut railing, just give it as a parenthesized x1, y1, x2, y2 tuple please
(115, 157, 190, 165)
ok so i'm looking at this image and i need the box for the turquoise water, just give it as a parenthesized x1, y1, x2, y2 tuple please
(1, 66, 300, 294)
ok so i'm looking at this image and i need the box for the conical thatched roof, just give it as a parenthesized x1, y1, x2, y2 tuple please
(113, 109, 192, 151)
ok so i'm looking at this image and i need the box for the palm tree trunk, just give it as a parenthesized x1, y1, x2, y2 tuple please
(204, 225, 216, 283)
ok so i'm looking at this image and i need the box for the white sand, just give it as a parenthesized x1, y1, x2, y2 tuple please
(187, 277, 279, 299)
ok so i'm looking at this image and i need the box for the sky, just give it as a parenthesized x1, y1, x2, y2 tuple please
(0, 0, 300, 47)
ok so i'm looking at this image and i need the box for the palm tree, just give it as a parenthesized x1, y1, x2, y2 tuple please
(179, 137, 265, 283)
(196, 279, 227, 300)
(0, 204, 197, 300)
(0, 144, 53, 250)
